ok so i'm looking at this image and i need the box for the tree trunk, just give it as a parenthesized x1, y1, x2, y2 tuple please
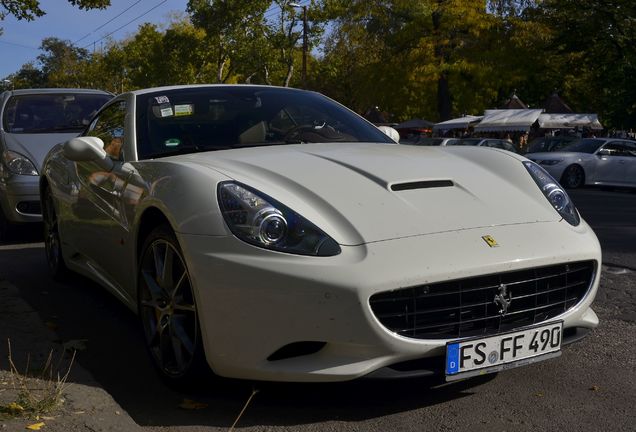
(437, 73, 452, 121)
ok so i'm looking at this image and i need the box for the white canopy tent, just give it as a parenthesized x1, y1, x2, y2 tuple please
(538, 113, 603, 130)
(433, 115, 483, 132)
(474, 109, 544, 132)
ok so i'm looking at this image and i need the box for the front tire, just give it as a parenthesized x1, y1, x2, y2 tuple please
(138, 225, 209, 387)
(42, 186, 68, 280)
(561, 164, 585, 189)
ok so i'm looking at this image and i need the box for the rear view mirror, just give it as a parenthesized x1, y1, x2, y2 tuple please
(63, 136, 114, 171)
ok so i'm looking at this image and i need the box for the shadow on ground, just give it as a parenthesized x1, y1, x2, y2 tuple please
(0, 231, 495, 429)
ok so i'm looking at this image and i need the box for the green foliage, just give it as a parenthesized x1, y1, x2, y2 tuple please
(1, 0, 634, 128)
(0, 0, 109, 21)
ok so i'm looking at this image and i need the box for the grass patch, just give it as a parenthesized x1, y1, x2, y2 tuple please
(0, 339, 75, 420)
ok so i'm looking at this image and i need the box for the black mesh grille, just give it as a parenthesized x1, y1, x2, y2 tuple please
(369, 261, 595, 340)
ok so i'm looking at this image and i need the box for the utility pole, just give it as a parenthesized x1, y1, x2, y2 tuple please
(301, 5, 307, 89)
(290, 3, 308, 88)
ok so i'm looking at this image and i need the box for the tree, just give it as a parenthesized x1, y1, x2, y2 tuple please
(1, 0, 110, 21)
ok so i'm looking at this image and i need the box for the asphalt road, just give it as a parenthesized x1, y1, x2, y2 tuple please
(0, 187, 634, 431)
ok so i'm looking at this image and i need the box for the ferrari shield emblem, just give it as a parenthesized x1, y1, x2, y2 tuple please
(482, 235, 499, 248)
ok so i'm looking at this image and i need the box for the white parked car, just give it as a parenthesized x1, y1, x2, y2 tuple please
(41, 85, 601, 384)
(526, 138, 636, 188)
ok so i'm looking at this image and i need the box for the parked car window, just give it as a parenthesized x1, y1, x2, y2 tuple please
(135, 87, 393, 160)
(86, 101, 127, 160)
(450, 138, 482, 146)
(603, 141, 636, 157)
(2, 93, 111, 134)
(527, 136, 577, 153)
(561, 138, 605, 154)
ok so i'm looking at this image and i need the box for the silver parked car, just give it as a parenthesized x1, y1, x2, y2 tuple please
(446, 138, 520, 153)
(526, 138, 636, 188)
(0, 88, 112, 238)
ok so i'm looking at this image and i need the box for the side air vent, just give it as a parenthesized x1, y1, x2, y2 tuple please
(391, 180, 454, 191)
(267, 341, 326, 361)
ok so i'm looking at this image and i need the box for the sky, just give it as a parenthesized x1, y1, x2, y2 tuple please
(0, 0, 190, 79)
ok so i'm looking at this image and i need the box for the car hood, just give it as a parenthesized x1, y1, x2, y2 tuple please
(2, 132, 80, 170)
(525, 151, 589, 160)
(176, 143, 560, 245)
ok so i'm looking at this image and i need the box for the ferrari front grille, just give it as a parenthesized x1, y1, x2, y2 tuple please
(369, 261, 595, 340)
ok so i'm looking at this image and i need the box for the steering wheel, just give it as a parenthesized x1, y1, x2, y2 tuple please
(283, 124, 317, 143)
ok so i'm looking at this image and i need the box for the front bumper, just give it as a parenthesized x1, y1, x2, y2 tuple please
(179, 220, 601, 382)
(0, 174, 42, 223)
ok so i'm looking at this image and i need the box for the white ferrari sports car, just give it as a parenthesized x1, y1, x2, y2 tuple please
(41, 85, 601, 384)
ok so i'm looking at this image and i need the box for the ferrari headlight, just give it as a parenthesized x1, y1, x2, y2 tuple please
(2, 150, 38, 176)
(217, 182, 341, 256)
(523, 161, 580, 226)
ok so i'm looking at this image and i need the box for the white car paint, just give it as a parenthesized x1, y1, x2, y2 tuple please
(41, 85, 601, 382)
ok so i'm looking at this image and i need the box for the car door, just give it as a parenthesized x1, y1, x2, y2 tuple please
(618, 141, 636, 187)
(593, 141, 631, 184)
(71, 100, 134, 298)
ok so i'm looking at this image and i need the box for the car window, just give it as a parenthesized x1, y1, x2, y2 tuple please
(561, 138, 605, 154)
(86, 101, 127, 160)
(449, 138, 481, 146)
(603, 141, 636, 157)
(2, 93, 111, 134)
(135, 87, 393, 160)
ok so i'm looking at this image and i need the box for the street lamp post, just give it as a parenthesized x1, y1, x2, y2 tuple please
(289, 2, 308, 88)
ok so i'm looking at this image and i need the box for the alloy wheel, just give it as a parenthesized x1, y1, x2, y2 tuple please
(139, 238, 198, 377)
(43, 191, 62, 272)
(563, 165, 584, 188)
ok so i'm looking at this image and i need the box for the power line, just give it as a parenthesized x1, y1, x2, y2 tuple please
(0, 39, 39, 50)
(82, 0, 168, 49)
(74, 0, 144, 44)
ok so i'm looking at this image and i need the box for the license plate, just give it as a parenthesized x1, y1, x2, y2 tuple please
(445, 321, 563, 381)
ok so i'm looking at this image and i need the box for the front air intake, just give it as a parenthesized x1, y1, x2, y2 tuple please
(369, 261, 596, 340)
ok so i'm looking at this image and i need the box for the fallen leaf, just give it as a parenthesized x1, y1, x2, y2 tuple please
(178, 399, 208, 410)
(62, 339, 88, 352)
(72, 411, 85, 415)
(4, 402, 24, 414)
(535, 392, 544, 397)
(589, 385, 600, 392)
(115, 410, 121, 415)
(25, 422, 45, 430)
(39, 417, 55, 421)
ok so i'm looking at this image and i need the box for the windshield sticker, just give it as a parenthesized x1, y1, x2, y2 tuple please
(174, 104, 194, 117)
(154, 96, 170, 104)
(160, 107, 174, 117)
(164, 138, 181, 147)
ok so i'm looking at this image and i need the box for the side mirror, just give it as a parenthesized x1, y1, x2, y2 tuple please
(377, 126, 400, 143)
(63, 136, 114, 171)
(596, 148, 611, 156)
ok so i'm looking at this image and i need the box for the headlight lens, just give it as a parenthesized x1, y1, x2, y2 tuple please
(217, 182, 341, 256)
(2, 150, 38, 176)
(523, 161, 580, 226)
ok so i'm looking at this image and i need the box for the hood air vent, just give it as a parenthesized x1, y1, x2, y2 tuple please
(391, 180, 454, 191)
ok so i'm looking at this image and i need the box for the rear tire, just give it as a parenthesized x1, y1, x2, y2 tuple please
(42, 187, 68, 280)
(561, 165, 585, 189)
(138, 224, 210, 388)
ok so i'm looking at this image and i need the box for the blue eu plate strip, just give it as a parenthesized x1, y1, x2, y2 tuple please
(446, 343, 459, 375)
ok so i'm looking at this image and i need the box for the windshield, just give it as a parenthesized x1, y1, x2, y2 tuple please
(135, 87, 393, 159)
(447, 138, 482, 146)
(561, 138, 605, 154)
(400, 137, 445, 146)
(3, 93, 112, 134)
(527, 137, 577, 153)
